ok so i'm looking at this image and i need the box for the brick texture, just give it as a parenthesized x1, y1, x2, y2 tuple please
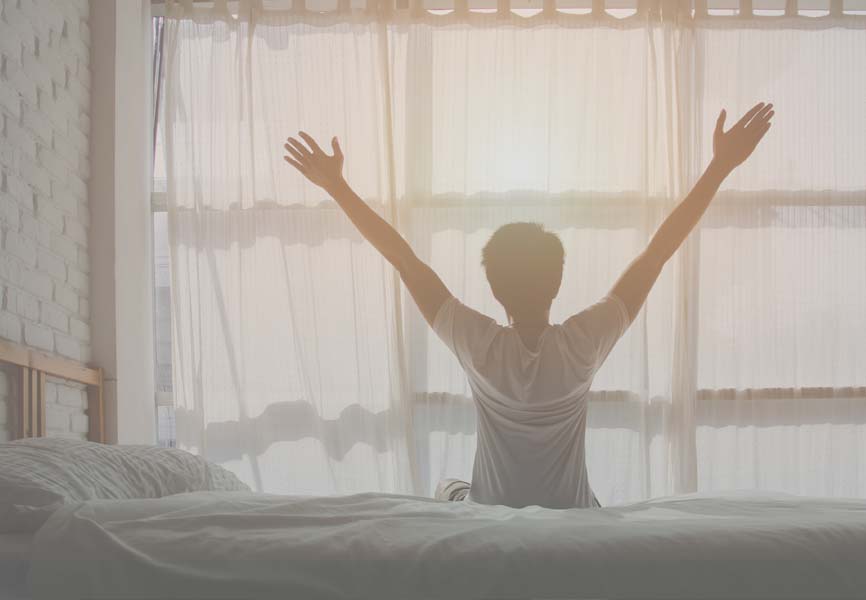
(1, 0, 91, 441)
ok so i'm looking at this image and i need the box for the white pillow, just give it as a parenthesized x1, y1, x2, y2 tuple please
(0, 437, 250, 533)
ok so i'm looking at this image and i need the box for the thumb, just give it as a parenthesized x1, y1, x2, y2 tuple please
(331, 136, 343, 159)
(715, 109, 726, 137)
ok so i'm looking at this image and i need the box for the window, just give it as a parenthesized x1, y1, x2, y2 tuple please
(152, 16, 174, 447)
(150, 2, 866, 498)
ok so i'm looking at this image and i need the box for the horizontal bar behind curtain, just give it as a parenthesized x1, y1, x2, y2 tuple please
(154, 0, 866, 16)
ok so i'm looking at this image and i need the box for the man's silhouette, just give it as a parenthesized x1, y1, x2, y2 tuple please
(284, 102, 774, 509)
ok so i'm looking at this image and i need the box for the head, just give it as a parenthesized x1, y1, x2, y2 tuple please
(482, 222, 564, 325)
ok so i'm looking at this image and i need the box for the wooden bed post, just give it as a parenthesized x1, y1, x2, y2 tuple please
(34, 368, 45, 437)
(87, 369, 105, 443)
(16, 366, 31, 439)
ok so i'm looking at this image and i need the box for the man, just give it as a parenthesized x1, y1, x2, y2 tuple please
(284, 102, 774, 509)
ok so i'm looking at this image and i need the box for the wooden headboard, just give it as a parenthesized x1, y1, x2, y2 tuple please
(0, 338, 104, 443)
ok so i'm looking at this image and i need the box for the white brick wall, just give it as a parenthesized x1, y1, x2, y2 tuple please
(1, 0, 91, 441)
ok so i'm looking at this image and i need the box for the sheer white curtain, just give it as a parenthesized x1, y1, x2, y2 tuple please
(693, 24, 866, 497)
(161, 1, 866, 501)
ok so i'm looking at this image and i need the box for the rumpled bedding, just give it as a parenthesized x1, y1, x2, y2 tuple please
(28, 490, 866, 599)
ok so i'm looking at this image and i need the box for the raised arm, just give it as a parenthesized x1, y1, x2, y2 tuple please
(611, 102, 775, 320)
(283, 132, 451, 326)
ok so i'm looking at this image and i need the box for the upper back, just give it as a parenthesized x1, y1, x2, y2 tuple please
(471, 325, 597, 407)
(431, 294, 630, 412)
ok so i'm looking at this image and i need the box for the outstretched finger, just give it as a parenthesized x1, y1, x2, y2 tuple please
(331, 136, 343, 159)
(283, 155, 306, 173)
(284, 143, 306, 164)
(749, 104, 774, 127)
(287, 137, 312, 158)
(298, 131, 323, 155)
(734, 102, 766, 129)
(756, 108, 774, 125)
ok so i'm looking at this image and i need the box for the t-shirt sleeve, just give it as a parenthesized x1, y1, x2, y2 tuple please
(432, 296, 499, 371)
(562, 293, 631, 369)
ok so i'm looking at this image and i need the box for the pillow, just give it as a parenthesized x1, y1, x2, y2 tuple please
(0, 437, 250, 533)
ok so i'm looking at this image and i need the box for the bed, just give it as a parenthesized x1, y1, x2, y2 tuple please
(0, 338, 104, 600)
(3, 339, 866, 600)
(0, 532, 33, 600)
(25, 489, 866, 599)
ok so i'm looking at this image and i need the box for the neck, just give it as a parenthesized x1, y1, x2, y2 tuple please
(509, 313, 549, 328)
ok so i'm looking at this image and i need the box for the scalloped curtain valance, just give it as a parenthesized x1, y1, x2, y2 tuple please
(160, 0, 866, 24)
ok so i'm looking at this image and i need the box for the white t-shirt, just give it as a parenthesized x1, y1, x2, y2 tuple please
(432, 294, 631, 509)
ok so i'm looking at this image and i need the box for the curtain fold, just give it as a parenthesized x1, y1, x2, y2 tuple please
(161, 3, 866, 501)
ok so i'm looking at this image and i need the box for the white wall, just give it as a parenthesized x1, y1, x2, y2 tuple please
(90, 0, 155, 445)
(0, 0, 93, 440)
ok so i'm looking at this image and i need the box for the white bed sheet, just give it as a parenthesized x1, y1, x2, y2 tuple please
(0, 533, 34, 600)
(27, 490, 866, 599)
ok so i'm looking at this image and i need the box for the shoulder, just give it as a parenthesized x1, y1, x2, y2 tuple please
(433, 296, 499, 333)
(563, 294, 630, 336)
(432, 297, 502, 365)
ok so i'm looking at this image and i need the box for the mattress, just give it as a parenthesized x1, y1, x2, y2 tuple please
(0, 533, 34, 600)
(27, 490, 866, 599)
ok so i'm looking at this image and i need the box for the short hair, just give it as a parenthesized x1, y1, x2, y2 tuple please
(481, 222, 564, 320)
